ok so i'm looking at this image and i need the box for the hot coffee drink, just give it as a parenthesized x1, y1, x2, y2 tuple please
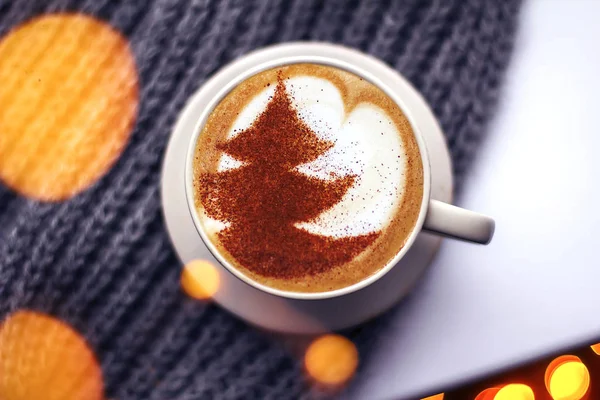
(192, 63, 423, 293)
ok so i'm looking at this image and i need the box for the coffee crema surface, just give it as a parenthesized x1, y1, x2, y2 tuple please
(192, 64, 423, 293)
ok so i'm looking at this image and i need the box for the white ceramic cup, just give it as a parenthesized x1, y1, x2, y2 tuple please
(183, 47, 494, 302)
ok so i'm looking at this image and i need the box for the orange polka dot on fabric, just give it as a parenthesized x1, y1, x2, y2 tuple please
(0, 310, 103, 400)
(0, 13, 138, 201)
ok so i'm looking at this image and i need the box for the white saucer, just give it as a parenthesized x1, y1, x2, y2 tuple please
(161, 43, 453, 334)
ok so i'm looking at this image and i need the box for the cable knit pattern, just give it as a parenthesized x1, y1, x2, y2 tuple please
(0, 0, 521, 398)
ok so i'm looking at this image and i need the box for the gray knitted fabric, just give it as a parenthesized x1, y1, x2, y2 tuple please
(0, 0, 521, 399)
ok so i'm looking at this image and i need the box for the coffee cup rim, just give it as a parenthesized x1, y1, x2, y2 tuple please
(184, 44, 432, 300)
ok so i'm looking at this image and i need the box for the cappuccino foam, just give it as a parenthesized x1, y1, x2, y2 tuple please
(193, 64, 423, 293)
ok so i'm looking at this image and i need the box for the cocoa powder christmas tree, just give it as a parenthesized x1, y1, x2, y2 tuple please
(198, 78, 379, 279)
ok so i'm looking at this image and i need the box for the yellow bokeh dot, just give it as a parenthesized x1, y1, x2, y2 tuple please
(494, 384, 535, 400)
(591, 343, 600, 355)
(304, 334, 358, 386)
(475, 388, 501, 400)
(545, 355, 590, 400)
(421, 394, 444, 400)
(0, 310, 103, 400)
(0, 13, 138, 201)
(181, 260, 221, 300)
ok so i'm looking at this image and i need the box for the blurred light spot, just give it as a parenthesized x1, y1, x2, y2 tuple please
(545, 355, 580, 390)
(0, 310, 103, 400)
(305, 334, 358, 386)
(494, 384, 535, 400)
(475, 387, 501, 400)
(0, 14, 138, 201)
(545, 355, 590, 400)
(181, 260, 220, 300)
(421, 394, 444, 400)
(591, 343, 600, 355)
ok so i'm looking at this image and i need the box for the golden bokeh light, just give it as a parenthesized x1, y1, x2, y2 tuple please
(304, 334, 358, 386)
(421, 393, 444, 400)
(0, 13, 138, 201)
(591, 343, 600, 356)
(181, 260, 221, 300)
(0, 310, 103, 400)
(494, 384, 535, 400)
(475, 387, 501, 400)
(545, 355, 590, 400)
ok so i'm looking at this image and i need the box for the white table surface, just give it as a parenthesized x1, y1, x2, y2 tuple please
(348, 0, 600, 399)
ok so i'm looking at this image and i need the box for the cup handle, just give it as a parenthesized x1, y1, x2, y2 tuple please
(422, 199, 495, 244)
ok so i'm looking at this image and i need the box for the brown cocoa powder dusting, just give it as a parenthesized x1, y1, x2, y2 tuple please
(197, 77, 379, 279)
